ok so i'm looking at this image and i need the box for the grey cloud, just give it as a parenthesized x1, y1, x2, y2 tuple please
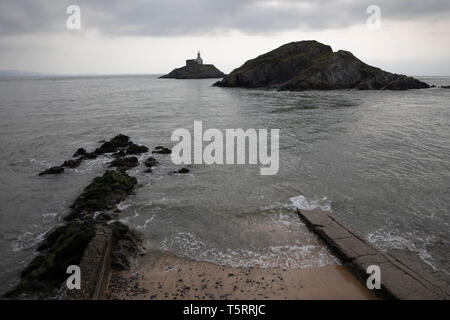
(0, 0, 449, 36)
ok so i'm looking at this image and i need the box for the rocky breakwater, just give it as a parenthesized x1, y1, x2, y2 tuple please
(214, 40, 429, 91)
(5, 134, 174, 299)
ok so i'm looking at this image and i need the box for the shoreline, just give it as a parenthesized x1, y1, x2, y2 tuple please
(5, 134, 448, 300)
(106, 250, 375, 300)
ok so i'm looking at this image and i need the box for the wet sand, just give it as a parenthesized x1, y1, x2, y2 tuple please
(106, 250, 375, 300)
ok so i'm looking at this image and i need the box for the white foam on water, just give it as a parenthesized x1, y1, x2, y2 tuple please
(11, 229, 50, 252)
(116, 199, 133, 211)
(136, 214, 156, 231)
(72, 155, 110, 173)
(367, 229, 439, 271)
(160, 231, 339, 270)
(41, 212, 59, 222)
(288, 195, 331, 212)
(93, 211, 101, 219)
(29, 158, 51, 167)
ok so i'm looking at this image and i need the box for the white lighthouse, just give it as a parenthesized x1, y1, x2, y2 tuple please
(186, 51, 204, 67)
(195, 51, 203, 65)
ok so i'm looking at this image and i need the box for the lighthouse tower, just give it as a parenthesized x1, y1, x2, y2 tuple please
(195, 51, 203, 65)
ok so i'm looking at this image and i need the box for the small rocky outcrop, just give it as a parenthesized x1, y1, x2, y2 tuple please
(38, 134, 148, 177)
(173, 168, 190, 174)
(152, 146, 172, 154)
(62, 158, 83, 169)
(73, 148, 87, 157)
(144, 157, 159, 167)
(83, 152, 98, 159)
(126, 143, 149, 155)
(108, 156, 139, 171)
(214, 40, 429, 91)
(95, 134, 132, 155)
(66, 170, 137, 221)
(38, 166, 64, 176)
(160, 64, 225, 79)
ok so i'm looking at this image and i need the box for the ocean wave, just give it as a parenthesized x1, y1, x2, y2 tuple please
(11, 229, 50, 252)
(367, 229, 439, 271)
(288, 195, 331, 212)
(160, 231, 339, 269)
(72, 155, 110, 173)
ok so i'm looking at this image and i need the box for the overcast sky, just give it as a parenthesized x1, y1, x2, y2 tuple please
(0, 0, 449, 75)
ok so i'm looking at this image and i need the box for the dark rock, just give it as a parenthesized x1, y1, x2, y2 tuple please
(38, 166, 64, 176)
(126, 143, 149, 155)
(152, 146, 171, 154)
(5, 220, 95, 298)
(95, 134, 131, 154)
(144, 168, 152, 173)
(62, 157, 83, 168)
(441, 85, 450, 89)
(175, 168, 190, 174)
(110, 134, 131, 147)
(83, 152, 97, 160)
(95, 212, 119, 221)
(214, 40, 429, 91)
(66, 170, 137, 220)
(95, 141, 116, 154)
(144, 157, 159, 168)
(73, 148, 87, 157)
(110, 222, 145, 270)
(108, 156, 139, 171)
(382, 75, 431, 90)
(160, 63, 225, 79)
(112, 150, 126, 158)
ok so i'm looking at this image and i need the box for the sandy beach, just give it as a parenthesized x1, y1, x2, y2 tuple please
(106, 250, 375, 300)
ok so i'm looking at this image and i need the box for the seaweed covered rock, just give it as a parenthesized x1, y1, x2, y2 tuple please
(5, 220, 95, 298)
(66, 170, 137, 220)
(214, 40, 429, 91)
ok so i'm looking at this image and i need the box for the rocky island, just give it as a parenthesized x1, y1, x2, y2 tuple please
(160, 52, 225, 79)
(214, 41, 429, 90)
